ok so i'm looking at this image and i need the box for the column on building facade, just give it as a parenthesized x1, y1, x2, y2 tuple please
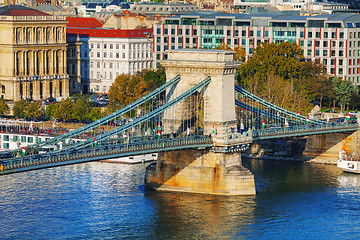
(48, 50, 53, 76)
(54, 79, 60, 98)
(23, 51, 27, 76)
(13, 81, 21, 101)
(28, 51, 34, 77)
(43, 80, 51, 99)
(23, 81, 29, 99)
(33, 51, 37, 76)
(63, 78, 70, 98)
(62, 49, 67, 75)
(59, 50, 63, 74)
(14, 52, 17, 76)
(43, 50, 47, 75)
(33, 80, 41, 100)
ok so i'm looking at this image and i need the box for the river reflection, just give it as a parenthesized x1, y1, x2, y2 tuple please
(146, 192, 256, 239)
(0, 159, 360, 239)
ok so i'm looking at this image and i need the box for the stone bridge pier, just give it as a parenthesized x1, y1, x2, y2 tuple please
(145, 49, 255, 195)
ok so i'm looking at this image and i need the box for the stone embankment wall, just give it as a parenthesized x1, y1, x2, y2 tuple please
(244, 130, 360, 165)
(303, 130, 360, 165)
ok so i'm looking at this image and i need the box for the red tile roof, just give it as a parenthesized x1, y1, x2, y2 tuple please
(66, 28, 153, 38)
(0, 5, 49, 16)
(66, 17, 103, 28)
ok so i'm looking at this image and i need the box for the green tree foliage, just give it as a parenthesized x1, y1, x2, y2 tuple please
(88, 107, 103, 121)
(237, 42, 303, 87)
(25, 102, 43, 120)
(0, 99, 10, 115)
(13, 100, 28, 118)
(13, 100, 43, 120)
(45, 103, 57, 119)
(236, 41, 338, 113)
(333, 79, 358, 112)
(53, 98, 74, 122)
(108, 68, 166, 110)
(71, 96, 91, 122)
(214, 43, 246, 62)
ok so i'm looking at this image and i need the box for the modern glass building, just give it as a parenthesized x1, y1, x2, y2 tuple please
(153, 11, 360, 83)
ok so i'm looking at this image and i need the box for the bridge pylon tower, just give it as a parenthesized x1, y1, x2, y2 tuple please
(161, 49, 240, 143)
(146, 49, 255, 195)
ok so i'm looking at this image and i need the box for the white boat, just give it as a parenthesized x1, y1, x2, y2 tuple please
(101, 153, 158, 164)
(337, 150, 360, 174)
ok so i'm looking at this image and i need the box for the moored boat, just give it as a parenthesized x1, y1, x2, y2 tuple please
(337, 150, 360, 174)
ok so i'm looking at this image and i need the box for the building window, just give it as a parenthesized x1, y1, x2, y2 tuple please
(339, 59, 343, 66)
(21, 136, 26, 142)
(323, 41, 328, 47)
(308, 32, 312, 38)
(97, 52, 100, 58)
(324, 32, 328, 38)
(3, 143, 9, 149)
(265, 31, 269, 37)
(323, 59, 327, 65)
(331, 59, 335, 65)
(3, 135, 9, 141)
(104, 44, 107, 49)
(27, 137, 33, 143)
(110, 44, 113, 49)
(116, 44, 119, 49)
(330, 68, 335, 74)
(122, 53, 125, 58)
(340, 32, 344, 38)
(97, 44, 100, 48)
(13, 136, 18, 141)
(257, 31, 261, 37)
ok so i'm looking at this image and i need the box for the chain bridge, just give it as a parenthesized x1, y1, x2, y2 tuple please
(0, 49, 358, 195)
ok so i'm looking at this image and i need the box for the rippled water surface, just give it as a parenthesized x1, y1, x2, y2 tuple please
(1, 158, 360, 239)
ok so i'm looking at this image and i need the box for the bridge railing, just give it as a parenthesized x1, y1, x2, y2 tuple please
(252, 122, 359, 139)
(0, 135, 213, 175)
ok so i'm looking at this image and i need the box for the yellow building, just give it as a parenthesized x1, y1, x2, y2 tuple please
(0, 5, 69, 101)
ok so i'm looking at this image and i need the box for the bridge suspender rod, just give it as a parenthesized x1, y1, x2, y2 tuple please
(235, 100, 299, 124)
(235, 85, 326, 124)
(65, 77, 211, 151)
(26, 75, 181, 151)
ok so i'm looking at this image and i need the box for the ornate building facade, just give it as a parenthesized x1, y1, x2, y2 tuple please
(0, 5, 69, 101)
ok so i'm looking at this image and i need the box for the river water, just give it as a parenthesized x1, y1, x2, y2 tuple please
(0, 158, 359, 239)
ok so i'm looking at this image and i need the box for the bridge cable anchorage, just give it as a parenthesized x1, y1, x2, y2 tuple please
(7, 75, 181, 155)
(62, 76, 211, 151)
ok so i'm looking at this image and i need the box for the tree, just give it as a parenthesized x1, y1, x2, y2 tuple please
(237, 41, 303, 87)
(45, 103, 57, 119)
(13, 100, 28, 118)
(334, 80, 357, 112)
(89, 107, 103, 121)
(108, 68, 165, 111)
(53, 98, 74, 122)
(25, 102, 43, 120)
(71, 97, 91, 122)
(214, 43, 246, 62)
(0, 99, 10, 115)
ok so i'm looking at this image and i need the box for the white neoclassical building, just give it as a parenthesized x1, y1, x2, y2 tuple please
(67, 18, 153, 94)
